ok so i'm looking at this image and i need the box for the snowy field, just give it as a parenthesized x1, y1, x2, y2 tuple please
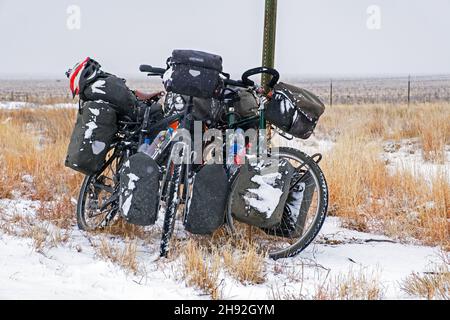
(0, 101, 448, 300)
(0, 101, 78, 110)
(0, 202, 442, 300)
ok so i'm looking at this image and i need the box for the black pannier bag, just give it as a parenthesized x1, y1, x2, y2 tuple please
(65, 101, 118, 175)
(265, 82, 325, 139)
(191, 90, 257, 123)
(82, 73, 138, 118)
(192, 97, 223, 122)
(263, 171, 316, 238)
(163, 50, 223, 99)
(119, 153, 161, 226)
(234, 90, 258, 118)
(230, 159, 295, 229)
(184, 164, 228, 234)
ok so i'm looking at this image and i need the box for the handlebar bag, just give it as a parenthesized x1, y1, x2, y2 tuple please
(65, 101, 118, 175)
(184, 164, 228, 234)
(265, 83, 325, 139)
(82, 72, 138, 118)
(230, 159, 295, 229)
(119, 152, 161, 226)
(164, 50, 223, 99)
(262, 170, 316, 238)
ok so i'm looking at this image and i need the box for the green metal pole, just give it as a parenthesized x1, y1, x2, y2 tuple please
(261, 0, 278, 89)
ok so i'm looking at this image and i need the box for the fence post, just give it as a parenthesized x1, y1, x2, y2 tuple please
(261, 0, 278, 89)
(330, 79, 333, 107)
(407, 74, 411, 106)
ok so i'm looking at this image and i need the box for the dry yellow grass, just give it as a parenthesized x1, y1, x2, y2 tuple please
(401, 253, 450, 300)
(0, 102, 448, 298)
(319, 103, 450, 248)
(222, 242, 266, 284)
(95, 237, 140, 274)
(182, 240, 222, 299)
(0, 108, 82, 200)
(314, 268, 384, 300)
(271, 267, 384, 300)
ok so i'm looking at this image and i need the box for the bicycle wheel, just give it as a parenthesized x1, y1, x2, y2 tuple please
(76, 152, 123, 231)
(226, 147, 328, 259)
(159, 157, 185, 257)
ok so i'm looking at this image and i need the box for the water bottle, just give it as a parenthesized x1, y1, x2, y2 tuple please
(227, 128, 246, 166)
(138, 137, 153, 156)
(152, 127, 174, 159)
(138, 128, 174, 159)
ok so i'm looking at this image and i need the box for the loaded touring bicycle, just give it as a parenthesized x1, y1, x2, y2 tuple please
(66, 51, 328, 259)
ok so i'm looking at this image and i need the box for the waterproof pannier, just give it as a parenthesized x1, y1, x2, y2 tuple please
(192, 97, 222, 122)
(184, 164, 228, 234)
(119, 152, 161, 226)
(191, 90, 257, 123)
(164, 50, 223, 98)
(263, 170, 316, 238)
(65, 101, 118, 175)
(234, 90, 258, 118)
(230, 159, 295, 229)
(82, 73, 138, 118)
(265, 82, 325, 139)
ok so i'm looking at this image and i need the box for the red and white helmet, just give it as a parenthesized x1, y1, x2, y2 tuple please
(66, 57, 101, 97)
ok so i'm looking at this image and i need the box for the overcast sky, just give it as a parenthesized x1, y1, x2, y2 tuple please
(0, 0, 449, 78)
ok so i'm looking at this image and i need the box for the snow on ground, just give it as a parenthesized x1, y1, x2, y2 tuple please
(0, 108, 446, 299)
(0, 198, 442, 299)
(273, 133, 335, 156)
(0, 199, 200, 300)
(0, 101, 77, 109)
(0, 231, 201, 299)
(382, 139, 450, 183)
(219, 217, 443, 299)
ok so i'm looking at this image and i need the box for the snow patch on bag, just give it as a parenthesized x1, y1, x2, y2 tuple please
(286, 182, 305, 221)
(121, 195, 132, 217)
(88, 107, 100, 116)
(243, 172, 283, 219)
(91, 80, 106, 94)
(280, 97, 294, 115)
(91, 140, 106, 155)
(127, 173, 139, 190)
(84, 121, 98, 139)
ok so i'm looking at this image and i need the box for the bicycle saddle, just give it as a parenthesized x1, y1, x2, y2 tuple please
(134, 90, 165, 101)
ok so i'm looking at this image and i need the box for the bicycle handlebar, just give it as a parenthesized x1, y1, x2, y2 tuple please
(222, 67, 280, 90)
(241, 67, 279, 88)
(139, 64, 166, 76)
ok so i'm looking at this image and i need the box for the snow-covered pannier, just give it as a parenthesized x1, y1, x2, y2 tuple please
(163, 50, 223, 99)
(230, 159, 295, 229)
(265, 83, 325, 139)
(263, 170, 316, 238)
(119, 153, 160, 226)
(81, 73, 138, 118)
(184, 164, 228, 234)
(65, 101, 118, 175)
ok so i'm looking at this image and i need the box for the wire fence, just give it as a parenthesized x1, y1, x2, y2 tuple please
(1, 75, 450, 105)
(290, 74, 450, 105)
